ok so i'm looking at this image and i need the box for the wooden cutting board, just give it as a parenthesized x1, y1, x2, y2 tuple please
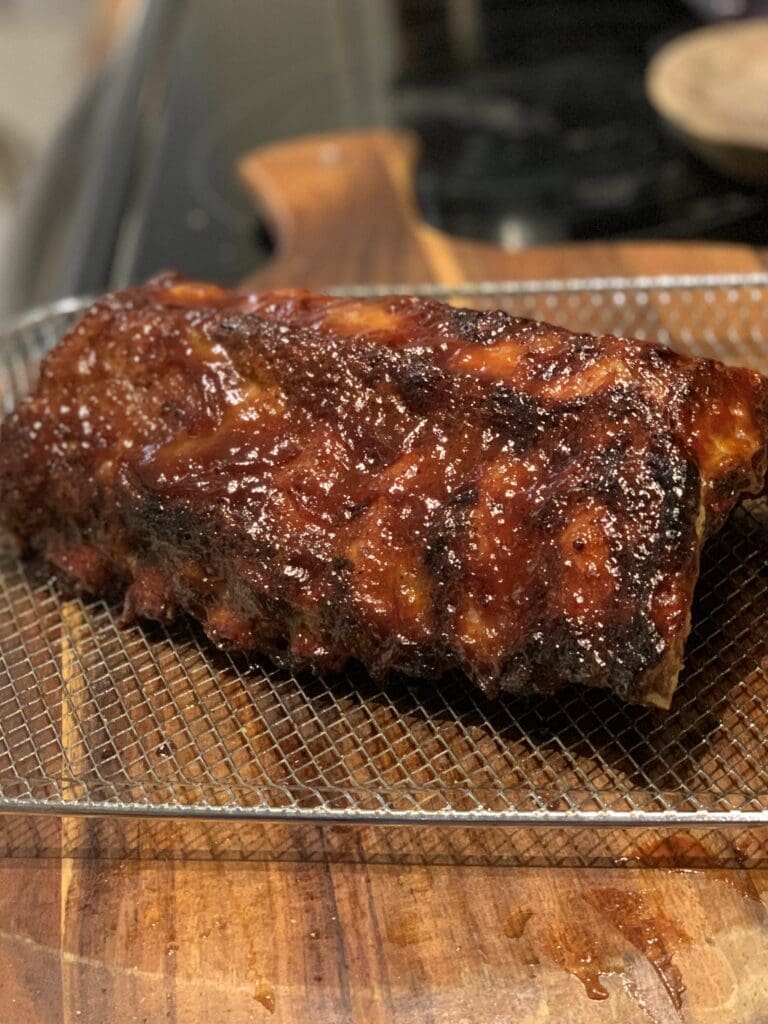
(2, 129, 768, 1024)
(238, 127, 766, 287)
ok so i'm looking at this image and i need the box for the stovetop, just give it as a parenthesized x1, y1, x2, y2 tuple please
(403, 60, 768, 248)
(397, 1, 768, 248)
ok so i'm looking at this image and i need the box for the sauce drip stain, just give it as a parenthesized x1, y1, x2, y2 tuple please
(252, 978, 275, 1014)
(630, 834, 764, 904)
(584, 887, 691, 1012)
(385, 911, 424, 947)
(534, 921, 615, 1001)
(502, 907, 534, 940)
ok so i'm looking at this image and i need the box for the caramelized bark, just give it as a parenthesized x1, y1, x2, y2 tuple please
(2, 274, 767, 707)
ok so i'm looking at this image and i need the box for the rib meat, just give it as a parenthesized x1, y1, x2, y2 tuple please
(2, 274, 767, 708)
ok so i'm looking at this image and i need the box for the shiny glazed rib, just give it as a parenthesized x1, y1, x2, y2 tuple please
(2, 274, 767, 707)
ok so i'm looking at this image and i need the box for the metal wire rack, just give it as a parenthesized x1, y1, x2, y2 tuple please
(2, 275, 768, 829)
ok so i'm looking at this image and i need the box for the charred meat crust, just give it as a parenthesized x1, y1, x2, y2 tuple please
(1, 273, 767, 708)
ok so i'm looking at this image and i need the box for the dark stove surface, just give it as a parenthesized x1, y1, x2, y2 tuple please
(396, 4, 768, 248)
(404, 64, 768, 247)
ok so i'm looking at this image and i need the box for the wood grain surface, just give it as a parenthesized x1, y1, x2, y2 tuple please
(3, 128, 768, 1024)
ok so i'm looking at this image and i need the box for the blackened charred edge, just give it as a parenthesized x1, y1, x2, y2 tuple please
(588, 435, 633, 505)
(424, 533, 450, 577)
(394, 357, 447, 414)
(211, 313, 259, 338)
(647, 442, 701, 549)
(602, 616, 666, 697)
(449, 306, 529, 346)
(497, 612, 664, 700)
(449, 485, 479, 508)
(342, 500, 369, 521)
(120, 489, 298, 647)
(424, 484, 481, 666)
(486, 384, 545, 449)
(424, 485, 480, 577)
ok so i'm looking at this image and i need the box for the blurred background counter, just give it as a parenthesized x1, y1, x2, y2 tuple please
(0, 0, 766, 319)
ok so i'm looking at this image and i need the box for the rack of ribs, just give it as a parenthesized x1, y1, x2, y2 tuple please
(1, 274, 767, 708)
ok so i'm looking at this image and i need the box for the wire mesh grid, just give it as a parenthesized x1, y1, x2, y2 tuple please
(2, 276, 768, 827)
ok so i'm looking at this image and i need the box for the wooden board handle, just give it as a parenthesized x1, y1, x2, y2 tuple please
(237, 129, 473, 288)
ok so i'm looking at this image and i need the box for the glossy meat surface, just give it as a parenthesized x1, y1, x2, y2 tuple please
(2, 274, 767, 707)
